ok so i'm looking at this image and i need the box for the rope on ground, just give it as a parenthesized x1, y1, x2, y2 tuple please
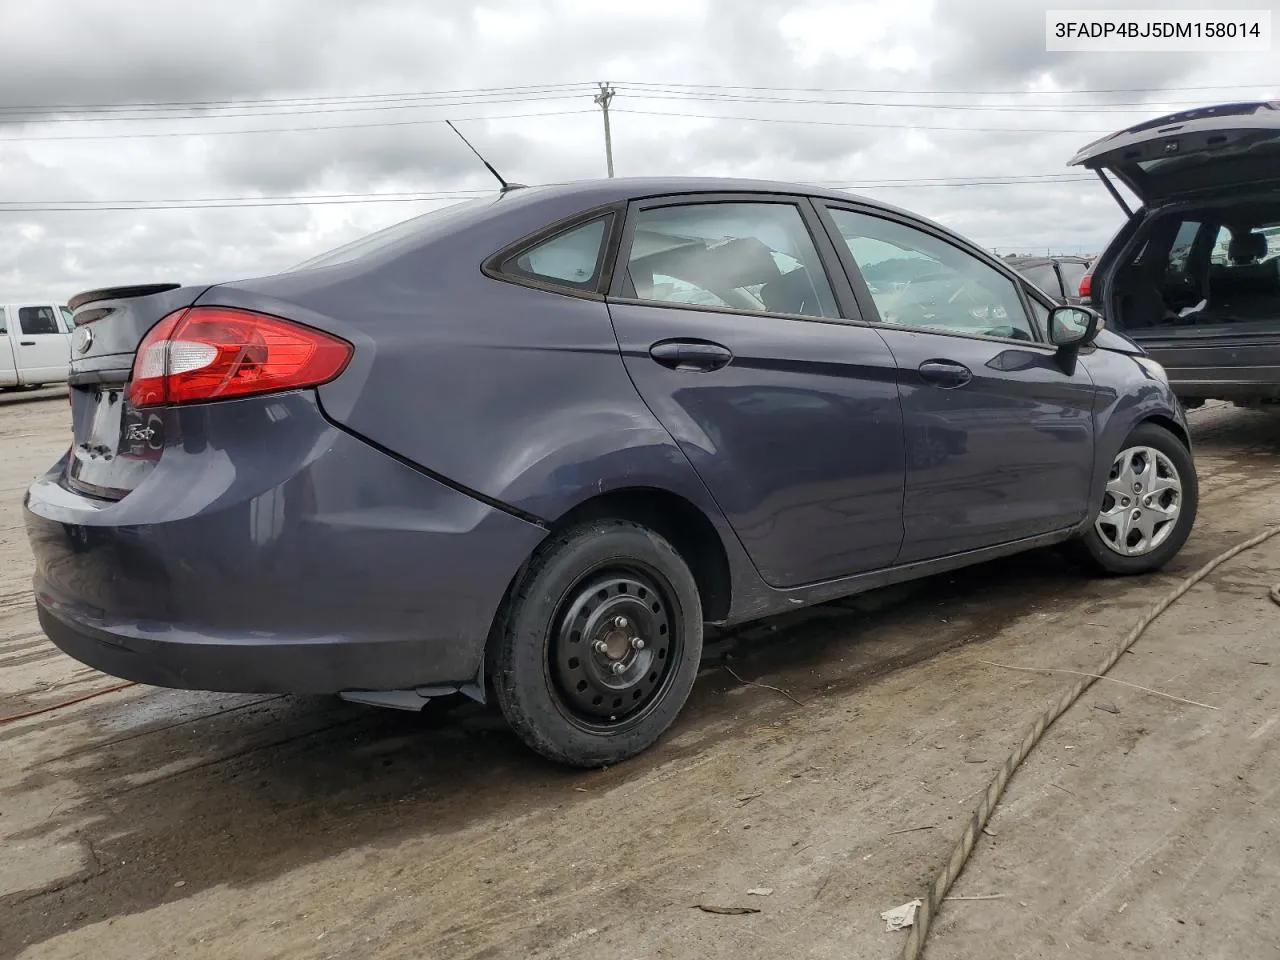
(901, 525, 1280, 960)
(0, 681, 137, 725)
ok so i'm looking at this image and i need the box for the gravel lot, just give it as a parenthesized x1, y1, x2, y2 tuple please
(2, 397, 1279, 960)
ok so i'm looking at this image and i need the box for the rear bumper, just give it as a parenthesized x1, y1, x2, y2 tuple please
(24, 392, 547, 694)
(33, 601, 461, 693)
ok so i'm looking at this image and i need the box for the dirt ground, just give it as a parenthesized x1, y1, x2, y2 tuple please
(2, 393, 1279, 960)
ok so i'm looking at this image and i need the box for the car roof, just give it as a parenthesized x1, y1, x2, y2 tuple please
(495, 176, 914, 215)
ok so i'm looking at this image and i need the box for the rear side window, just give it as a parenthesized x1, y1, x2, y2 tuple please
(622, 202, 839, 319)
(1167, 220, 1202, 273)
(0, 307, 6, 334)
(501, 216, 611, 290)
(19, 306, 60, 336)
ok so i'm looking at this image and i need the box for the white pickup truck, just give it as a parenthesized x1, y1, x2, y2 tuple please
(0, 303, 74, 390)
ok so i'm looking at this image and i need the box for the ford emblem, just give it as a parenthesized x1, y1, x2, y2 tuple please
(73, 325, 94, 354)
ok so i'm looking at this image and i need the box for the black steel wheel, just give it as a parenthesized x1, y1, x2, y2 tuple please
(491, 519, 703, 767)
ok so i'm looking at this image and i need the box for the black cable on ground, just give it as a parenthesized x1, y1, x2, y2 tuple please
(902, 525, 1280, 959)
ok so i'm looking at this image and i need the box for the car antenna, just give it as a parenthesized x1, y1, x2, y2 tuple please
(445, 120, 525, 193)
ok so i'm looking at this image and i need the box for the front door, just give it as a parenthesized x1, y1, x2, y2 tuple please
(12, 304, 71, 383)
(818, 204, 1099, 563)
(606, 196, 906, 589)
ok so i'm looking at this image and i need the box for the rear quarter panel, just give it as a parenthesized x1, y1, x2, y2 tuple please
(203, 206, 766, 616)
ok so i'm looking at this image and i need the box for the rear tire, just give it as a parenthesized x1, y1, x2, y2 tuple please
(1075, 422, 1197, 575)
(490, 519, 703, 768)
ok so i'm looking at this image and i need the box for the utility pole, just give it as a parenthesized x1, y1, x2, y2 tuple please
(594, 82, 616, 177)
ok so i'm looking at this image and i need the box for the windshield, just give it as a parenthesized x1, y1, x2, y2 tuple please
(290, 194, 501, 271)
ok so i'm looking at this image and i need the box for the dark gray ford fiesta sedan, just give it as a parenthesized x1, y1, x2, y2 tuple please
(25, 177, 1197, 767)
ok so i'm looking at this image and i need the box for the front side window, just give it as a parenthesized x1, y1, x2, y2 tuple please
(828, 208, 1036, 341)
(19, 306, 60, 336)
(60, 306, 75, 331)
(503, 216, 611, 289)
(624, 202, 838, 319)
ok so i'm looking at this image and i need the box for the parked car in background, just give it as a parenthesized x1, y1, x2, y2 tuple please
(25, 177, 1197, 768)
(1070, 100, 1280, 407)
(1, 302, 74, 390)
(1004, 255, 1094, 305)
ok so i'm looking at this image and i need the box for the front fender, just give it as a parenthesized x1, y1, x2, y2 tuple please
(1080, 347, 1192, 522)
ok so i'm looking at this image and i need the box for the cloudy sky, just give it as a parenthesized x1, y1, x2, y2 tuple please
(0, 0, 1275, 301)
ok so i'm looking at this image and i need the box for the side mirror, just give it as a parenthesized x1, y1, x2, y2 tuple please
(1048, 305, 1103, 375)
(1048, 305, 1102, 346)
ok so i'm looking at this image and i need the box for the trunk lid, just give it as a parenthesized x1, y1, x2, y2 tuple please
(64, 283, 210, 500)
(1068, 101, 1280, 207)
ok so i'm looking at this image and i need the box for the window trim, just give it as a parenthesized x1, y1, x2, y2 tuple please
(812, 199, 1049, 348)
(606, 192, 868, 327)
(481, 202, 625, 300)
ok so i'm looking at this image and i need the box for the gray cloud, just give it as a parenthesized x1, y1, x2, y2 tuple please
(0, 0, 1275, 298)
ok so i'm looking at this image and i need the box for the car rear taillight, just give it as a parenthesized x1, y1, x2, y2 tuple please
(1078, 272, 1093, 299)
(126, 306, 352, 409)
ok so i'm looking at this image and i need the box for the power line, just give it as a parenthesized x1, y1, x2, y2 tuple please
(0, 82, 595, 115)
(616, 79, 1279, 96)
(0, 91, 592, 125)
(0, 108, 596, 142)
(1, 77, 1267, 116)
(0, 195, 484, 212)
(613, 108, 1119, 135)
(613, 87, 1254, 113)
(0, 177, 1107, 214)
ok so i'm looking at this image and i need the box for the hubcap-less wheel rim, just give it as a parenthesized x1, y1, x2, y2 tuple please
(1095, 445, 1182, 557)
(549, 568, 680, 729)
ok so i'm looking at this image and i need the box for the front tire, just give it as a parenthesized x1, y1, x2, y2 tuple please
(490, 519, 703, 768)
(1075, 422, 1197, 575)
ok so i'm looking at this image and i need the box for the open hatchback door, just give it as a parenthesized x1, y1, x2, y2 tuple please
(1069, 102, 1280, 406)
(1069, 101, 1280, 210)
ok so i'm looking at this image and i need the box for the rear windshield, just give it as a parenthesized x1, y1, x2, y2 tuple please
(291, 194, 502, 271)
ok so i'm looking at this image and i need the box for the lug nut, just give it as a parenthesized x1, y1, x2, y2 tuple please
(630, 637, 646, 651)
(611, 661, 627, 675)
(1121, 497, 1130, 507)
(614, 616, 630, 629)
(593, 640, 609, 654)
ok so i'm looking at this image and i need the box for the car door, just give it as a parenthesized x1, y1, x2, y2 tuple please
(605, 194, 906, 589)
(13, 304, 71, 383)
(815, 202, 1099, 564)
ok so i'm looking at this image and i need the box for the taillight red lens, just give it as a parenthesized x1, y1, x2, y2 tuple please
(1078, 272, 1093, 299)
(126, 306, 352, 409)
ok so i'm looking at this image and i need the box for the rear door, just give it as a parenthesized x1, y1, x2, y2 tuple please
(12, 304, 71, 383)
(605, 194, 906, 589)
(815, 202, 1098, 563)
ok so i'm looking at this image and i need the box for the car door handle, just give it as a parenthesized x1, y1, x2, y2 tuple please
(918, 360, 972, 388)
(649, 340, 734, 372)
(19, 340, 36, 346)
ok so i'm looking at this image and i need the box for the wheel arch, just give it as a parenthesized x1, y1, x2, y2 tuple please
(547, 486, 734, 624)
